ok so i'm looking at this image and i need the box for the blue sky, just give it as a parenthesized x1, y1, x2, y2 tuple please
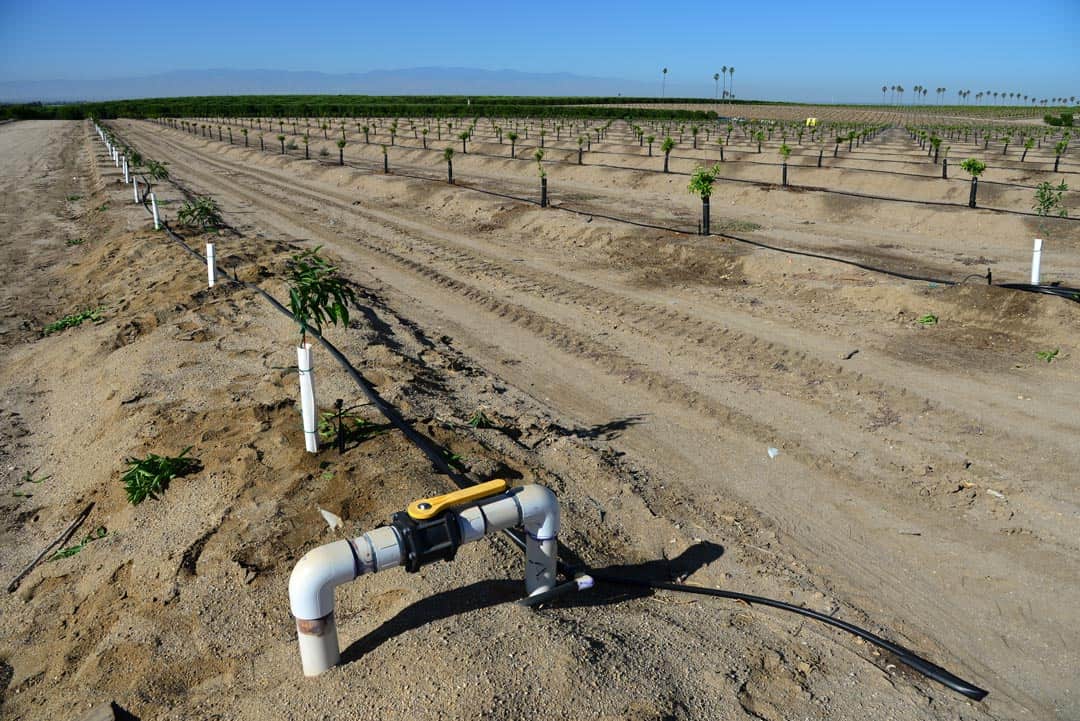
(1, 0, 1077, 102)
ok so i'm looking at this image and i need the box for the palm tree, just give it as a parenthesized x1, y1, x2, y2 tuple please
(882, 85, 887, 103)
(715, 73, 721, 101)
(443, 146, 454, 184)
(661, 67, 668, 98)
(728, 67, 735, 99)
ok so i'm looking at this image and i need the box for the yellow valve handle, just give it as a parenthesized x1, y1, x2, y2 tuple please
(407, 479, 509, 520)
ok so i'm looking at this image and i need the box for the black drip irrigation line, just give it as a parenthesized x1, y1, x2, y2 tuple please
(588, 574, 989, 701)
(103, 123, 992, 703)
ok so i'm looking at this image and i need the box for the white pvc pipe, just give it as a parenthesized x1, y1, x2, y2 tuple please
(1031, 238, 1043, 285)
(289, 484, 559, 676)
(206, 242, 216, 287)
(297, 343, 318, 453)
(150, 192, 160, 230)
(132, 177, 139, 203)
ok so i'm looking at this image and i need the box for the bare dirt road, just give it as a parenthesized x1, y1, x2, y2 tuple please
(2, 119, 1077, 720)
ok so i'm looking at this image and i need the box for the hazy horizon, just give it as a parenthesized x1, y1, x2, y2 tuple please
(2, 0, 1077, 105)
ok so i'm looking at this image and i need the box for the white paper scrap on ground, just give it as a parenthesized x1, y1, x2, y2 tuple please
(318, 507, 344, 531)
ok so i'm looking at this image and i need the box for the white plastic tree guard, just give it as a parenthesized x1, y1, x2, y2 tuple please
(206, 242, 216, 288)
(297, 343, 318, 453)
(1031, 238, 1043, 285)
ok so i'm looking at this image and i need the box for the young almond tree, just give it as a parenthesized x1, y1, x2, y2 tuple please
(303, 134, 310, 159)
(1033, 180, 1069, 225)
(336, 138, 346, 165)
(277, 134, 286, 155)
(286, 247, 358, 453)
(960, 158, 987, 207)
(422, 127, 429, 149)
(779, 143, 792, 186)
(507, 131, 519, 158)
(535, 148, 548, 207)
(443, 146, 455, 184)
(662, 137, 676, 172)
(577, 136, 585, 165)
(1021, 136, 1035, 162)
(930, 135, 942, 164)
(646, 134, 656, 156)
(241, 127, 249, 147)
(361, 124, 370, 144)
(459, 130, 470, 154)
(1054, 139, 1068, 172)
(688, 164, 722, 234)
(381, 144, 389, 173)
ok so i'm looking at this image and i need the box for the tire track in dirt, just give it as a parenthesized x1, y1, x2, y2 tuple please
(120, 120, 1074, 719)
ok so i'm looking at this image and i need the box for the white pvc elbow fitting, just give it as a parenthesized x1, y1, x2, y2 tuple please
(289, 484, 560, 676)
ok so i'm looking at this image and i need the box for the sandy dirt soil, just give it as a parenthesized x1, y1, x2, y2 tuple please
(1, 118, 1077, 721)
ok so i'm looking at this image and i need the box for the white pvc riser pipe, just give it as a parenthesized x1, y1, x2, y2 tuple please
(297, 343, 319, 453)
(206, 242, 216, 287)
(150, 193, 160, 230)
(132, 177, 139, 204)
(288, 484, 560, 676)
(1031, 238, 1043, 285)
(123, 158, 129, 183)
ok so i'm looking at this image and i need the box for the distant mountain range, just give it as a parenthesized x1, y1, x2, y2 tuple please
(0, 67, 718, 103)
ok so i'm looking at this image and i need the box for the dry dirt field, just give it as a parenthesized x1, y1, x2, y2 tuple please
(1, 117, 1078, 721)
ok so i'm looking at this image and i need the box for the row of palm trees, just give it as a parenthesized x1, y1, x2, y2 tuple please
(882, 84, 1076, 107)
(659, 67, 736, 101)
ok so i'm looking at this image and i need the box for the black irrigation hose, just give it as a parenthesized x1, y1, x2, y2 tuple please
(103, 124, 989, 704)
(589, 573, 989, 702)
